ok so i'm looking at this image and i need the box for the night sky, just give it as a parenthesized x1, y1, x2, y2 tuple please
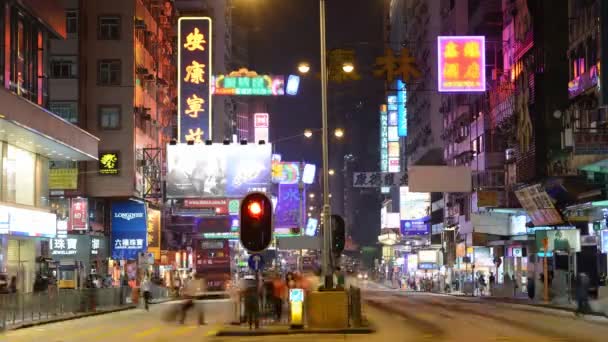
(239, 0, 385, 245)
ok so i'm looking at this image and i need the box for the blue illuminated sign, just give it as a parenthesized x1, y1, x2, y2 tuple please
(178, 17, 212, 143)
(111, 201, 148, 260)
(379, 106, 388, 172)
(602, 230, 608, 253)
(397, 80, 407, 137)
(286, 75, 300, 95)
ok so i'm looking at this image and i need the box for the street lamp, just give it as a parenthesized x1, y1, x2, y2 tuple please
(328, 169, 335, 176)
(309, 193, 315, 199)
(304, 129, 313, 138)
(298, 62, 311, 74)
(309, 206, 314, 211)
(334, 128, 344, 138)
(342, 62, 354, 73)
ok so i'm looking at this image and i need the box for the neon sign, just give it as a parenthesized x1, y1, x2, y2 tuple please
(397, 80, 407, 136)
(212, 68, 285, 96)
(379, 105, 388, 172)
(178, 17, 212, 142)
(437, 36, 486, 92)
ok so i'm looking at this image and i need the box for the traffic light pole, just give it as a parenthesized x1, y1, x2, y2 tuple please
(319, 0, 333, 289)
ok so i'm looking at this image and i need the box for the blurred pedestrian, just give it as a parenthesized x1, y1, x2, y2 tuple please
(141, 276, 152, 311)
(575, 272, 590, 316)
(272, 275, 286, 321)
(9, 276, 17, 293)
(243, 278, 260, 329)
(177, 277, 206, 324)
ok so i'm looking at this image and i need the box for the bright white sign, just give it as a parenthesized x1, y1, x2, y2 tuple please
(0, 205, 56, 237)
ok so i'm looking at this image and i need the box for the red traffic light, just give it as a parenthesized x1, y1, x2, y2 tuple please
(248, 201, 263, 218)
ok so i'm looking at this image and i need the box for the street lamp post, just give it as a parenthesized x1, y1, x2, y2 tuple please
(319, 0, 333, 289)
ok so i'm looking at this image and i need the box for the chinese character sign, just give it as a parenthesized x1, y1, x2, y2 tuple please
(178, 17, 212, 143)
(379, 106, 388, 172)
(70, 198, 88, 231)
(212, 69, 285, 96)
(275, 184, 304, 229)
(397, 80, 407, 137)
(437, 36, 486, 92)
(353, 172, 406, 188)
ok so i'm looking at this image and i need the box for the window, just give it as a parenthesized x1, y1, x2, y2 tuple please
(97, 59, 121, 85)
(50, 57, 77, 78)
(99, 105, 121, 129)
(49, 101, 78, 124)
(98, 16, 120, 40)
(66, 10, 78, 35)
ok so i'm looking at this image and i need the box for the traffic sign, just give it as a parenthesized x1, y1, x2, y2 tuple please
(248, 254, 265, 271)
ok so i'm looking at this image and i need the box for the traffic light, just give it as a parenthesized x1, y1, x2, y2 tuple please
(331, 214, 345, 256)
(239, 192, 273, 252)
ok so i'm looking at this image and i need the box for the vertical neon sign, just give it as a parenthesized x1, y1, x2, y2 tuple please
(380, 105, 388, 172)
(397, 80, 407, 137)
(178, 17, 212, 143)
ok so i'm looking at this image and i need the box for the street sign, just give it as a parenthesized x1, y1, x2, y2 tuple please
(248, 254, 265, 271)
(289, 288, 304, 303)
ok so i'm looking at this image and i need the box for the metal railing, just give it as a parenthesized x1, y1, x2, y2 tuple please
(0, 287, 138, 329)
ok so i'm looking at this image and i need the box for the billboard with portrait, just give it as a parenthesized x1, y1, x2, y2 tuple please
(166, 143, 272, 198)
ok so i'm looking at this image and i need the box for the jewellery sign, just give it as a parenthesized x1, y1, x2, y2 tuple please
(111, 201, 148, 260)
(178, 17, 212, 143)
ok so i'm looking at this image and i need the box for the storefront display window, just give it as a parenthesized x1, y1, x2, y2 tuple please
(3, 144, 36, 206)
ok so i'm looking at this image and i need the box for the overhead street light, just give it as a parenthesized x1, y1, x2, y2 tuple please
(334, 128, 344, 138)
(309, 193, 315, 198)
(342, 62, 354, 73)
(328, 169, 335, 176)
(304, 129, 313, 138)
(298, 62, 311, 74)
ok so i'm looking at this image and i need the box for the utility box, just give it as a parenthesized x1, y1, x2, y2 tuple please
(306, 290, 348, 329)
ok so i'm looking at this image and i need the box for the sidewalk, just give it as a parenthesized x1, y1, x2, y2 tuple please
(474, 295, 608, 317)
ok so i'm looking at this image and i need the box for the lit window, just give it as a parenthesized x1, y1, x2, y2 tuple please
(99, 105, 121, 130)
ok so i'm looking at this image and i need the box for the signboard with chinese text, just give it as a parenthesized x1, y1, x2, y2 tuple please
(254, 113, 269, 143)
(166, 143, 272, 198)
(70, 198, 88, 231)
(437, 36, 486, 92)
(111, 201, 147, 260)
(275, 183, 305, 229)
(49, 168, 78, 190)
(397, 80, 407, 136)
(0, 205, 56, 237)
(352, 172, 406, 188)
(514, 184, 564, 226)
(99, 152, 119, 175)
(379, 105, 388, 172)
(388, 158, 400, 173)
(146, 208, 161, 260)
(178, 17, 212, 143)
(401, 218, 430, 236)
(212, 68, 285, 96)
(388, 142, 400, 157)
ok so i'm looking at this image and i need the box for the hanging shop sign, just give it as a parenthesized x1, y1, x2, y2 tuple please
(397, 79, 407, 137)
(212, 68, 284, 96)
(146, 208, 161, 260)
(353, 172, 406, 188)
(70, 198, 88, 231)
(178, 17, 212, 143)
(379, 105, 388, 172)
(437, 36, 486, 92)
(49, 168, 78, 190)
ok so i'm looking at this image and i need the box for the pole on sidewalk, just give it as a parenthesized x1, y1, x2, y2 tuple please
(543, 237, 549, 303)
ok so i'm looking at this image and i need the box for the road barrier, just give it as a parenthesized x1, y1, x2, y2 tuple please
(0, 284, 169, 329)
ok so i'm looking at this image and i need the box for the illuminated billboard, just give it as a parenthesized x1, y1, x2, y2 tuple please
(399, 186, 430, 220)
(178, 17, 212, 143)
(254, 113, 269, 143)
(286, 75, 300, 95)
(379, 105, 388, 172)
(437, 36, 486, 92)
(397, 80, 407, 136)
(272, 162, 300, 184)
(166, 143, 272, 198)
(212, 68, 285, 96)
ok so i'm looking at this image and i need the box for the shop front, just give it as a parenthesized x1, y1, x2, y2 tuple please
(49, 235, 109, 288)
(109, 200, 148, 286)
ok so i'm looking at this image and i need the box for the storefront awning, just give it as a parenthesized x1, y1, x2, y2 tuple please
(0, 89, 98, 161)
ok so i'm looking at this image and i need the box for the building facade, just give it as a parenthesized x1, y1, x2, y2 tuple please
(0, 0, 98, 292)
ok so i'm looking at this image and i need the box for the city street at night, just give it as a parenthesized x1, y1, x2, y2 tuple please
(3, 288, 608, 341)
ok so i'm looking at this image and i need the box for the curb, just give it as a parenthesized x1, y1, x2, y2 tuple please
(5, 305, 137, 331)
(215, 326, 375, 336)
(478, 297, 608, 318)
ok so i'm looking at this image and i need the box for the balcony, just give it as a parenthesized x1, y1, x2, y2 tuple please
(573, 128, 608, 155)
(471, 151, 505, 172)
(489, 83, 515, 128)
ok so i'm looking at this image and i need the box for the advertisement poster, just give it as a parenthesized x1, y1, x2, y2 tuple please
(178, 17, 212, 143)
(515, 184, 563, 226)
(275, 183, 303, 228)
(49, 168, 78, 190)
(111, 201, 147, 260)
(166, 144, 271, 198)
(535, 229, 581, 253)
(146, 208, 161, 261)
(70, 198, 88, 231)
(602, 230, 608, 254)
(399, 186, 430, 220)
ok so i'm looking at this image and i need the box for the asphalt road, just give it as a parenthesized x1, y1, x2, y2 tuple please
(3, 284, 608, 341)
